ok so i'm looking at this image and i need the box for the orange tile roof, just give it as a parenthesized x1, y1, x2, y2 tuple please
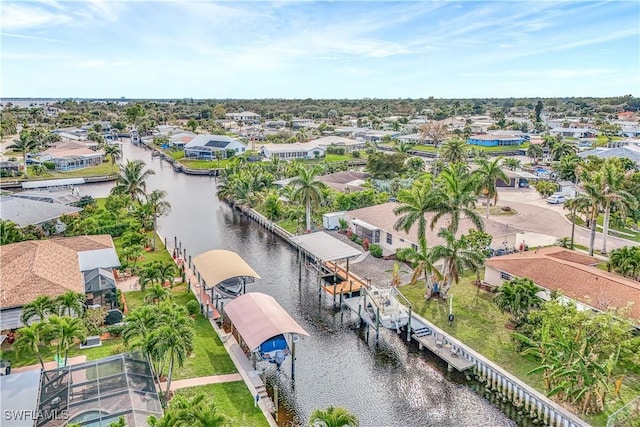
(486, 247, 640, 320)
(0, 236, 115, 308)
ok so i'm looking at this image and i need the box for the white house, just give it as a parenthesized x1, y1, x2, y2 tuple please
(313, 136, 366, 152)
(550, 127, 597, 138)
(260, 142, 326, 160)
(346, 202, 518, 254)
(184, 135, 247, 160)
(225, 112, 261, 123)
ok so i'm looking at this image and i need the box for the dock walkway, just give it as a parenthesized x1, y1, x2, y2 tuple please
(322, 261, 367, 295)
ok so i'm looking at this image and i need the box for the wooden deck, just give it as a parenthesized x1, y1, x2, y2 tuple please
(412, 334, 475, 371)
(322, 261, 367, 295)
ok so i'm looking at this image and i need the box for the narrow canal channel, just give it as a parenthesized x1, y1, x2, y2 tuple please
(84, 142, 533, 427)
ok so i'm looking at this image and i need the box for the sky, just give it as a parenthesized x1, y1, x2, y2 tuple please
(2, 0, 639, 99)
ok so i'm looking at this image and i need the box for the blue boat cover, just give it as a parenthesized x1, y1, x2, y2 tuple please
(260, 334, 288, 353)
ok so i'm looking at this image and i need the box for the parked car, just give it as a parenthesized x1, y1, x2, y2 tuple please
(546, 194, 566, 204)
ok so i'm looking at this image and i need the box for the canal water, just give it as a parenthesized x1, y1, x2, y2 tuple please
(83, 142, 530, 427)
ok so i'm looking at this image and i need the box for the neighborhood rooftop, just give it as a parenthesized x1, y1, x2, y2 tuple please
(485, 247, 640, 321)
(0, 195, 82, 227)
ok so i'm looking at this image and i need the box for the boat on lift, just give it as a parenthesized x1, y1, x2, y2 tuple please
(366, 286, 410, 332)
(259, 334, 291, 370)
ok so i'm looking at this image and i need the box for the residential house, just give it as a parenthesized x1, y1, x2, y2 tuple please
(184, 135, 247, 160)
(468, 133, 524, 147)
(52, 127, 87, 141)
(313, 136, 366, 152)
(496, 170, 538, 188)
(39, 141, 105, 171)
(484, 247, 640, 323)
(0, 235, 120, 330)
(0, 161, 20, 176)
(225, 111, 261, 123)
(577, 145, 640, 166)
(396, 133, 434, 145)
(346, 202, 518, 254)
(363, 130, 401, 142)
(317, 171, 369, 193)
(260, 142, 326, 160)
(0, 195, 81, 230)
(550, 127, 597, 138)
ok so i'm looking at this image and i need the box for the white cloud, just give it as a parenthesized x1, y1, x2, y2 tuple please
(2, 4, 71, 31)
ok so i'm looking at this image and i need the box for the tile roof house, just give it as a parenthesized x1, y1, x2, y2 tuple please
(0, 235, 120, 330)
(184, 135, 247, 160)
(577, 145, 640, 165)
(346, 202, 518, 254)
(317, 171, 369, 193)
(260, 142, 326, 160)
(484, 247, 640, 322)
(39, 141, 105, 171)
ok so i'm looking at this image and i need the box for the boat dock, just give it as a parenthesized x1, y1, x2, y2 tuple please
(322, 261, 366, 295)
(342, 294, 474, 372)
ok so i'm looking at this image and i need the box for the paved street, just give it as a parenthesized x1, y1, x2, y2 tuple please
(492, 187, 633, 252)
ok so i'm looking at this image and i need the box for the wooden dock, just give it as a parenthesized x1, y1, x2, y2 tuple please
(322, 261, 366, 295)
(412, 334, 475, 371)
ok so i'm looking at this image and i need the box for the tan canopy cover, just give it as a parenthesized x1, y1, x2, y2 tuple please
(224, 292, 309, 351)
(193, 249, 261, 286)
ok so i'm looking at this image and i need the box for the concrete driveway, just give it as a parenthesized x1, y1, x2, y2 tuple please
(490, 188, 633, 252)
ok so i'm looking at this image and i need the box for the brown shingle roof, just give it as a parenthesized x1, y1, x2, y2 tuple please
(0, 236, 115, 308)
(347, 202, 516, 247)
(485, 247, 640, 320)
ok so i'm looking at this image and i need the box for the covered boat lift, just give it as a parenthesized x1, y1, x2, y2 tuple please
(224, 292, 309, 379)
(290, 232, 364, 305)
(192, 249, 261, 318)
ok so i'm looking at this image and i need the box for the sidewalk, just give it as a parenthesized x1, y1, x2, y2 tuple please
(162, 373, 243, 391)
(11, 355, 87, 374)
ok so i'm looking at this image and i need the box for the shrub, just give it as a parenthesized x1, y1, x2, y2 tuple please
(110, 343, 127, 356)
(395, 247, 413, 262)
(369, 244, 383, 258)
(84, 307, 108, 335)
(351, 150, 361, 158)
(43, 161, 55, 170)
(186, 300, 200, 315)
(107, 324, 124, 337)
(354, 237, 363, 245)
(349, 233, 357, 242)
(362, 238, 370, 251)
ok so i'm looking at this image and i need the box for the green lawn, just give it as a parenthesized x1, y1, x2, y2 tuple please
(179, 158, 230, 170)
(124, 285, 237, 378)
(0, 338, 124, 368)
(565, 214, 640, 243)
(399, 275, 640, 426)
(384, 142, 529, 154)
(112, 231, 174, 267)
(175, 383, 269, 427)
(0, 162, 118, 182)
(399, 276, 545, 391)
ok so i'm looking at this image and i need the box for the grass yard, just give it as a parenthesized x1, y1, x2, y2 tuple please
(179, 158, 230, 170)
(399, 275, 640, 426)
(175, 383, 269, 427)
(474, 206, 519, 216)
(0, 337, 124, 368)
(565, 214, 640, 243)
(124, 285, 237, 378)
(30, 162, 117, 178)
(112, 231, 174, 267)
(400, 276, 544, 391)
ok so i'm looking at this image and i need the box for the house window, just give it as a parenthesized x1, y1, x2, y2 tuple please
(411, 244, 418, 250)
(500, 272, 511, 281)
(386, 233, 392, 245)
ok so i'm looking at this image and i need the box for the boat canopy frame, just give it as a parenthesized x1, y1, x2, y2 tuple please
(192, 249, 261, 287)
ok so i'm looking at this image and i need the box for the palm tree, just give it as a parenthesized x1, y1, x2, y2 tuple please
(395, 141, 410, 153)
(103, 143, 121, 173)
(290, 167, 326, 232)
(473, 157, 509, 219)
(551, 141, 577, 161)
(502, 158, 521, 171)
(144, 284, 172, 304)
(48, 315, 87, 366)
(439, 138, 468, 164)
(385, 262, 408, 287)
(526, 144, 544, 165)
(404, 238, 443, 298)
(111, 160, 156, 202)
(0, 219, 24, 245)
(145, 189, 171, 250)
(149, 394, 226, 427)
(598, 161, 637, 254)
(21, 295, 56, 325)
(8, 131, 38, 177)
(431, 162, 483, 234)
(55, 291, 86, 317)
(308, 406, 359, 427)
(563, 195, 589, 249)
(13, 321, 52, 375)
(157, 262, 179, 287)
(579, 170, 603, 256)
(495, 278, 543, 324)
(431, 229, 484, 296)
(393, 177, 436, 244)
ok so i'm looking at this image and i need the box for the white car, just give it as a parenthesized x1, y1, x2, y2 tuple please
(546, 194, 566, 204)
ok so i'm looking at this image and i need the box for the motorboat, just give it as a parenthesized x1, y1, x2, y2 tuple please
(259, 334, 290, 370)
(367, 286, 410, 332)
(215, 277, 244, 299)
